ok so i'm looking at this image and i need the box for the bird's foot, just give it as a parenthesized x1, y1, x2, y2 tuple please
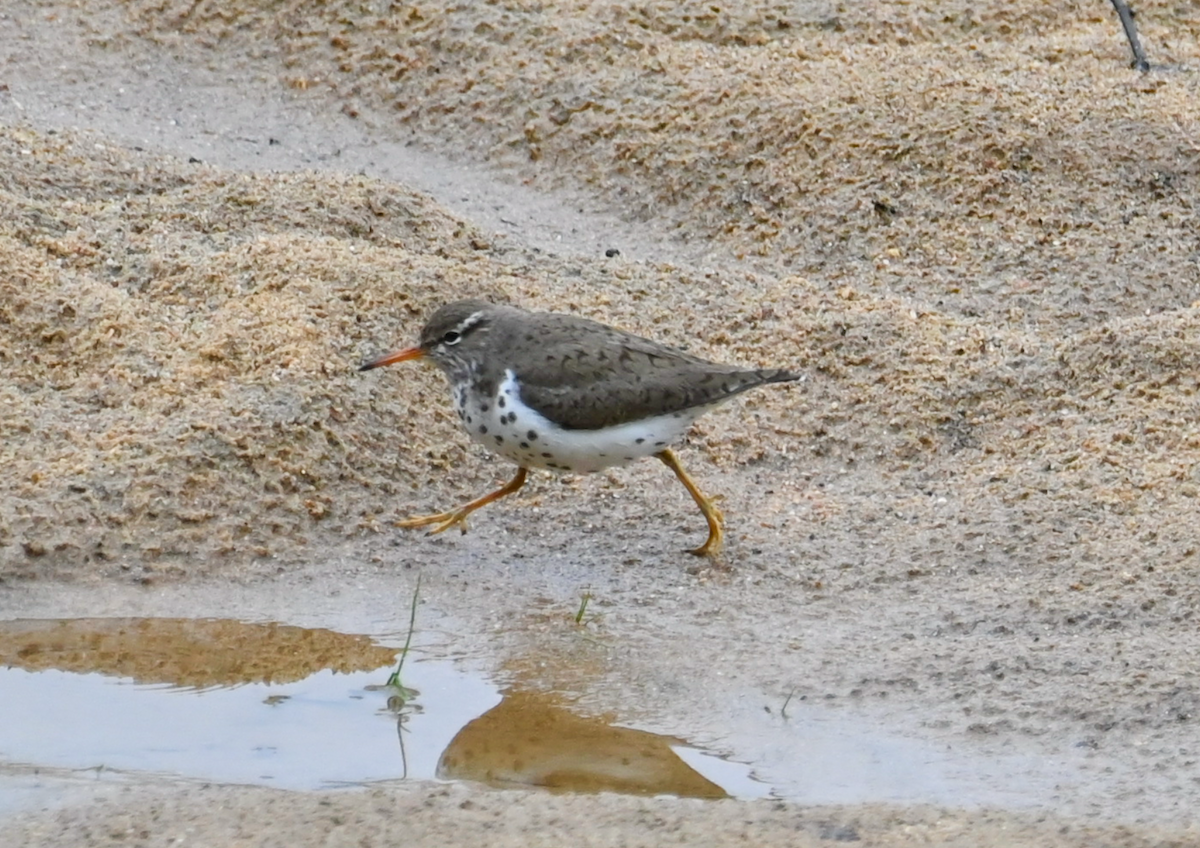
(687, 525, 724, 556)
(395, 510, 471, 536)
(393, 470, 529, 541)
(655, 449, 727, 558)
(686, 496, 725, 557)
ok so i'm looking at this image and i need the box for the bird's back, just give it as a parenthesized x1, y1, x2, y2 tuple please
(494, 310, 799, 431)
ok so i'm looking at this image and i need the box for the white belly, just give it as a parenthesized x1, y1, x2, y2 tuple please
(454, 370, 699, 473)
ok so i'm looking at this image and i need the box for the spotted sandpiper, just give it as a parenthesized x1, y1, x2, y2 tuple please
(360, 299, 800, 556)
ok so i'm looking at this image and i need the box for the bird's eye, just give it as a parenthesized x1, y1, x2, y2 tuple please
(442, 330, 462, 346)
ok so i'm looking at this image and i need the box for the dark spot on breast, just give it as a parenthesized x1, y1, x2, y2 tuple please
(541, 452, 553, 458)
(495, 435, 505, 444)
(520, 442, 530, 449)
(466, 415, 473, 424)
(624, 456, 635, 461)
(635, 437, 645, 444)
(480, 403, 489, 412)
(498, 397, 506, 409)
(655, 440, 666, 447)
(479, 425, 488, 434)
(527, 430, 538, 441)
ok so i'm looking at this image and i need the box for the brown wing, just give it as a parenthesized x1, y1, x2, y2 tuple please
(506, 313, 799, 430)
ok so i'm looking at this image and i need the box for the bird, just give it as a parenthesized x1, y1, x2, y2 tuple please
(360, 299, 800, 556)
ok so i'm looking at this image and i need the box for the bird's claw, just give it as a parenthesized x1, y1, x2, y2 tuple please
(430, 514, 470, 536)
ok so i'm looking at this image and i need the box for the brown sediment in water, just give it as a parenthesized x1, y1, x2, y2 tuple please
(438, 688, 726, 798)
(0, 617, 398, 686)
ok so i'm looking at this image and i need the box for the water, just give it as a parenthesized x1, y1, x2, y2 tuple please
(0, 617, 763, 807)
(0, 614, 1074, 815)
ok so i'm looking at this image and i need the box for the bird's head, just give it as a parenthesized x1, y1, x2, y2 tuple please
(359, 299, 502, 376)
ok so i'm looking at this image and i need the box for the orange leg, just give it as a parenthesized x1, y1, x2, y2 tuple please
(397, 467, 528, 536)
(656, 449, 724, 557)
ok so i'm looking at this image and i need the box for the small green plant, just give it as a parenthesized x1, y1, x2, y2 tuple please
(574, 589, 593, 625)
(385, 572, 422, 698)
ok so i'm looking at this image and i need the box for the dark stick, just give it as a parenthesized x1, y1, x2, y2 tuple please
(1110, 0, 1151, 71)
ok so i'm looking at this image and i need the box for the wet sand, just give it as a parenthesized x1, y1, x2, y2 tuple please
(3, 0, 1200, 844)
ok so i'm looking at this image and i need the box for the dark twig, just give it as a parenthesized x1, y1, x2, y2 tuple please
(780, 687, 796, 720)
(1110, 0, 1151, 71)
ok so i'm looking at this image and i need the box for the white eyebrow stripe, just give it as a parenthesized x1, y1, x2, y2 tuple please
(454, 311, 487, 334)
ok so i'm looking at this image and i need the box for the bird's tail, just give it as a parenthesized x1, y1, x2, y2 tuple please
(754, 367, 803, 385)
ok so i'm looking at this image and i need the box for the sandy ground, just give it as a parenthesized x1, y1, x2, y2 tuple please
(3, 0, 1200, 844)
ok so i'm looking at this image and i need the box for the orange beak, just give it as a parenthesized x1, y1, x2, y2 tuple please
(359, 345, 426, 371)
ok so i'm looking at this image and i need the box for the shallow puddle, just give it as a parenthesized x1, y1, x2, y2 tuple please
(0, 617, 762, 803)
(0, 615, 1070, 814)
